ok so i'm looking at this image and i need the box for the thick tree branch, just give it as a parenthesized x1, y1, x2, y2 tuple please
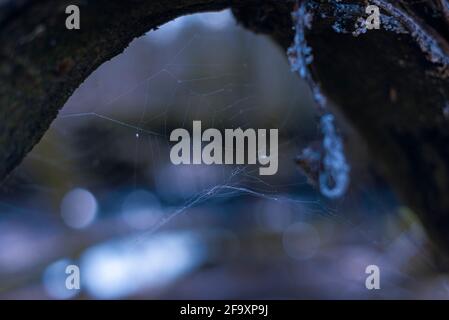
(2, 1, 449, 253)
(0, 0, 237, 179)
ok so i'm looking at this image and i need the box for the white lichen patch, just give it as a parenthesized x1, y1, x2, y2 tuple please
(288, 1, 351, 199)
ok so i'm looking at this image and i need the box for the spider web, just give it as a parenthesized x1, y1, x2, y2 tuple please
(52, 11, 342, 231)
(0, 10, 440, 299)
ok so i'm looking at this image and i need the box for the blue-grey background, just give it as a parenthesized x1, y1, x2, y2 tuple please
(0, 10, 445, 299)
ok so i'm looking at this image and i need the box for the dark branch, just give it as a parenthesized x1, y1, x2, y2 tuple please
(2, 0, 449, 253)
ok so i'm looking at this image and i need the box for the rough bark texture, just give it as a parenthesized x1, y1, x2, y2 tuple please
(2, 1, 449, 253)
(304, 1, 449, 255)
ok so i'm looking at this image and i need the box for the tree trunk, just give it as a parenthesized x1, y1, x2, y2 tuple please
(2, 0, 449, 252)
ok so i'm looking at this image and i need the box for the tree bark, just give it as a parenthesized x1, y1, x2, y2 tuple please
(2, 1, 449, 252)
(300, 0, 449, 254)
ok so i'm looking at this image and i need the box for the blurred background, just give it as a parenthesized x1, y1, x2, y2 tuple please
(0, 10, 448, 299)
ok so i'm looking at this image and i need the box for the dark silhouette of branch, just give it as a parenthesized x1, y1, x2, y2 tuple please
(2, 0, 449, 253)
